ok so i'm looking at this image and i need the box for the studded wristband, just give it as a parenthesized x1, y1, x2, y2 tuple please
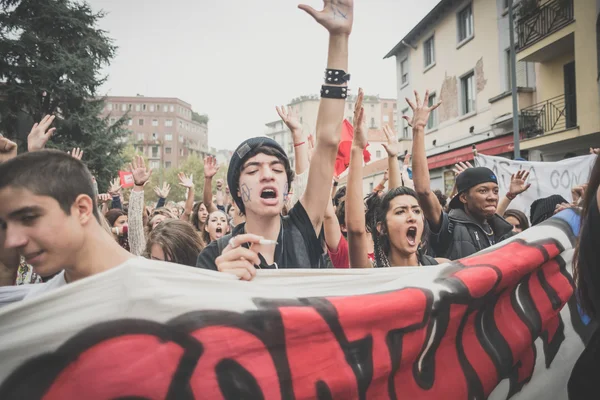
(324, 69, 351, 84)
(321, 85, 348, 99)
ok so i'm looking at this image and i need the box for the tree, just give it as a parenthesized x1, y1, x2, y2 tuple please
(0, 0, 128, 190)
(191, 111, 209, 125)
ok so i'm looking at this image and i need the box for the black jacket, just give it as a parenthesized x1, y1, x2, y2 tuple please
(430, 208, 514, 261)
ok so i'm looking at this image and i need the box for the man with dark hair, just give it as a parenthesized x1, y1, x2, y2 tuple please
(408, 91, 514, 260)
(196, 0, 354, 278)
(0, 150, 137, 298)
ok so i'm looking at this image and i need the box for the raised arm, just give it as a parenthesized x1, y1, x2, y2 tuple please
(497, 169, 531, 216)
(178, 172, 195, 222)
(407, 90, 442, 230)
(128, 155, 153, 256)
(298, 0, 353, 233)
(202, 156, 219, 213)
(0, 136, 18, 163)
(401, 153, 414, 190)
(381, 124, 402, 189)
(154, 182, 171, 209)
(277, 105, 309, 175)
(108, 178, 123, 210)
(346, 89, 371, 268)
(27, 115, 56, 152)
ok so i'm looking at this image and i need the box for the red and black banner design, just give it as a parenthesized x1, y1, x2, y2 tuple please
(0, 239, 589, 399)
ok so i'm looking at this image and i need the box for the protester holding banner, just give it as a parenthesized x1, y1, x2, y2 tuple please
(569, 151, 600, 399)
(195, 0, 353, 276)
(408, 91, 515, 260)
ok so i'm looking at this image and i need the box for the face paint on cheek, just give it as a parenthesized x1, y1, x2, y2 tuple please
(240, 184, 252, 203)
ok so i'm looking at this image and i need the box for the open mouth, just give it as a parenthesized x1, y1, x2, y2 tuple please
(260, 188, 277, 199)
(407, 227, 417, 247)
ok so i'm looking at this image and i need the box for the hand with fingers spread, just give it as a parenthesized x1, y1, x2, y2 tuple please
(108, 177, 122, 197)
(452, 161, 474, 176)
(276, 106, 302, 134)
(154, 182, 171, 199)
(129, 155, 153, 187)
(203, 156, 219, 179)
(298, 0, 353, 35)
(404, 90, 441, 131)
(215, 234, 265, 281)
(68, 147, 83, 161)
(178, 172, 194, 189)
(28, 115, 57, 152)
(381, 125, 401, 158)
(352, 88, 368, 149)
(0, 135, 18, 163)
(509, 169, 531, 197)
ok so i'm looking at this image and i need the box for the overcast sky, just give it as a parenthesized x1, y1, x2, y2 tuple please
(89, 0, 440, 150)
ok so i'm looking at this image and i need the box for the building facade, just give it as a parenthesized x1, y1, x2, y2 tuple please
(101, 96, 210, 170)
(383, 0, 599, 195)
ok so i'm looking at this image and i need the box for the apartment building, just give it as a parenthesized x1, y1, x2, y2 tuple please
(265, 94, 397, 169)
(101, 96, 210, 170)
(382, 0, 600, 196)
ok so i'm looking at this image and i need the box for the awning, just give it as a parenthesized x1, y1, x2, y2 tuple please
(427, 135, 515, 170)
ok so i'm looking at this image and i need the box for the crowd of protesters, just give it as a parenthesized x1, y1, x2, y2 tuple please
(0, 0, 598, 396)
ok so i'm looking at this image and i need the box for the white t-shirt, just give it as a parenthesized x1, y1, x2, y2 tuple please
(24, 257, 144, 300)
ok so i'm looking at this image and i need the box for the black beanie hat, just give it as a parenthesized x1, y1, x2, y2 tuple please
(227, 136, 290, 214)
(449, 167, 498, 209)
(530, 194, 568, 226)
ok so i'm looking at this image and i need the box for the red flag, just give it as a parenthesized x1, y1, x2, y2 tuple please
(335, 119, 371, 176)
(119, 171, 135, 188)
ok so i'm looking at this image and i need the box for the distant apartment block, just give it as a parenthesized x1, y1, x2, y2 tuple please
(101, 96, 210, 170)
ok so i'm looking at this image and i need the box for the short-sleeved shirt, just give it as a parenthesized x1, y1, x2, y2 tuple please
(327, 234, 350, 269)
(196, 200, 325, 270)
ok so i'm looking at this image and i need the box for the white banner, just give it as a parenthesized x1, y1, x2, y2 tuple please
(475, 154, 596, 219)
(0, 212, 591, 399)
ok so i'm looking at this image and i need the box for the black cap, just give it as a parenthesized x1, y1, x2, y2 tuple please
(449, 167, 498, 209)
(227, 136, 290, 213)
(530, 194, 568, 225)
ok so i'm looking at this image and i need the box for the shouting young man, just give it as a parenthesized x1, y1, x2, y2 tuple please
(196, 0, 354, 278)
(0, 150, 138, 299)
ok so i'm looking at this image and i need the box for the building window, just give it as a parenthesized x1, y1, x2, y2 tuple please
(369, 182, 374, 192)
(135, 104, 141, 111)
(165, 134, 173, 141)
(179, 120, 183, 128)
(424, 36, 435, 68)
(121, 104, 127, 111)
(151, 146, 159, 158)
(461, 72, 476, 115)
(165, 161, 171, 169)
(393, 103, 397, 109)
(138, 118, 144, 126)
(149, 105, 155, 112)
(458, 4, 474, 43)
(179, 135, 184, 143)
(179, 148, 184, 156)
(383, 115, 390, 123)
(370, 117, 376, 128)
(152, 119, 158, 127)
(150, 160, 160, 169)
(170, 105, 174, 112)
(383, 103, 388, 109)
(427, 93, 438, 129)
(165, 119, 173, 127)
(401, 108, 410, 139)
(152, 133, 157, 140)
(107, 103, 113, 111)
(165, 147, 172, 154)
(400, 58, 409, 85)
(142, 104, 147, 111)
(348, 103, 352, 110)
(136, 146, 144, 153)
(376, 150, 382, 158)
(109, 117, 116, 124)
(137, 133, 144, 141)
(128, 104, 132, 110)
(127, 118, 133, 126)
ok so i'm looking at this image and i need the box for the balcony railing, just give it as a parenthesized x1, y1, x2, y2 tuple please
(516, 0, 574, 51)
(519, 94, 576, 138)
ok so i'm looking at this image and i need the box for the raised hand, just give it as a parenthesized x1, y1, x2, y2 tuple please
(108, 177, 122, 197)
(203, 156, 219, 179)
(27, 115, 56, 152)
(178, 172, 194, 189)
(68, 147, 83, 160)
(509, 169, 531, 196)
(128, 155, 153, 186)
(0, 135, 18, 163)
(276, 106, 301, 133)
(97, 193, 112, 204)
(452, 161, 473, 176)
(154, 182, 171, 199)
(591, 148, 600, 155)
(352, 88, 368, 149)
(298, 0, 353, 35)
(404, 90, 441, 130)
(381, 125, 401, 157)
